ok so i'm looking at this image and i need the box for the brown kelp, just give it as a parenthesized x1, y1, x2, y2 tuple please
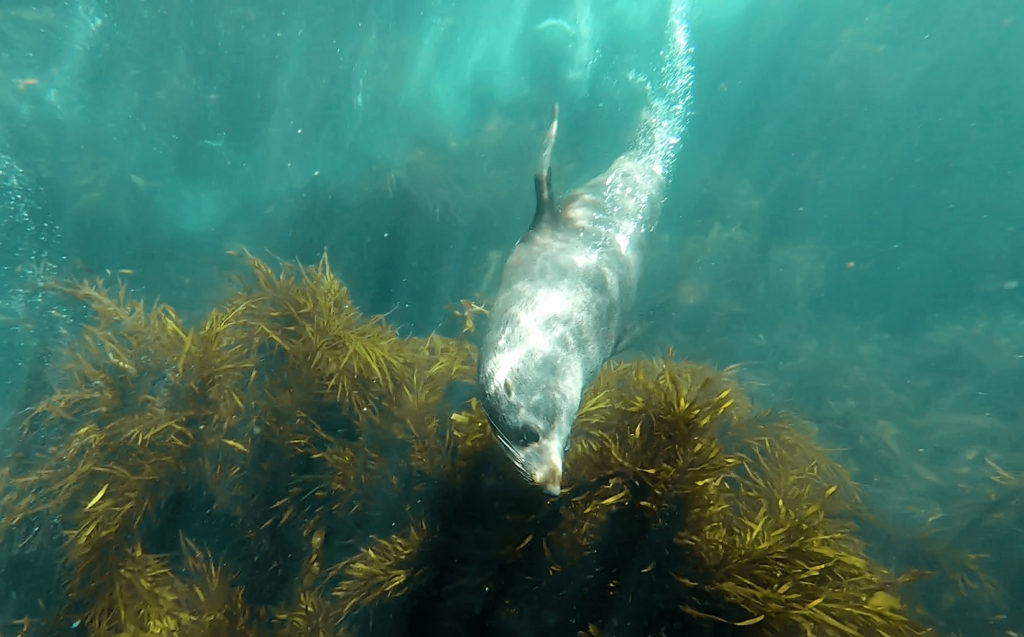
(0, 253, 930, 636)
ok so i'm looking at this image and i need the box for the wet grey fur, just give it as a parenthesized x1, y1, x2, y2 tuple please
(479, 106, 665, 495)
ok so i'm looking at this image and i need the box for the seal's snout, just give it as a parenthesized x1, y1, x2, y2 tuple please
(530, 443, 563, 496)
(535, 467, 562, 496)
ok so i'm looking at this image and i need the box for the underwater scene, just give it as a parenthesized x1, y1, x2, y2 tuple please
(0, 0, 1021, 635)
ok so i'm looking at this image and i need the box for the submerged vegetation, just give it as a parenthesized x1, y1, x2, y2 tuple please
(0, 253, 930, 635)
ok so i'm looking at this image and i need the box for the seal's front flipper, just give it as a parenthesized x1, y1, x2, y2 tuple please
(611, 320, 647, 358)
(611, 295, 676, 357)
(530, 104, 559, 232)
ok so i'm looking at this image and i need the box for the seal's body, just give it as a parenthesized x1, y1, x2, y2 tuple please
(479, 106, 665, 495)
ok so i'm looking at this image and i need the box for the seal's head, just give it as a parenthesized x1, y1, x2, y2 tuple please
(480, 350, 581, 496)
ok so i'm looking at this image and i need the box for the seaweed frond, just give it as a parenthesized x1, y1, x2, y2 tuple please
(329, 522, 429, 618)
(0, 253, 944, 635)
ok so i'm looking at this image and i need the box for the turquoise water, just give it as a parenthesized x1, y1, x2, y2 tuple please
(1, 0, 1022, 633)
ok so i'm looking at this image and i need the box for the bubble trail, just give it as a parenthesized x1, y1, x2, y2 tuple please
(632, 0, 696, 188)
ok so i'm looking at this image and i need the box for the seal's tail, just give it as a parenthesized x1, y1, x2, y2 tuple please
(530, 104, 559, 233)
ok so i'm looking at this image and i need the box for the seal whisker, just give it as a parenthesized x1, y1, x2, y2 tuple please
(490, 427, 535, 483)
(491, 426, 524, 462)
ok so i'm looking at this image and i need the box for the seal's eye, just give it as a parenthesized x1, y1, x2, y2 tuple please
(516, 425, 541, 446)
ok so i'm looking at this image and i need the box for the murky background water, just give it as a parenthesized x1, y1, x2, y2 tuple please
(1, 1, 1021, 632)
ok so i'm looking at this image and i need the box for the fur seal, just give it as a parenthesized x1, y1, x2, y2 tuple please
(479, 105, 666, 495)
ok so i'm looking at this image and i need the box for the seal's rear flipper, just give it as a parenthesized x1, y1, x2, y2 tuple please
(530, 104, 559, 232)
